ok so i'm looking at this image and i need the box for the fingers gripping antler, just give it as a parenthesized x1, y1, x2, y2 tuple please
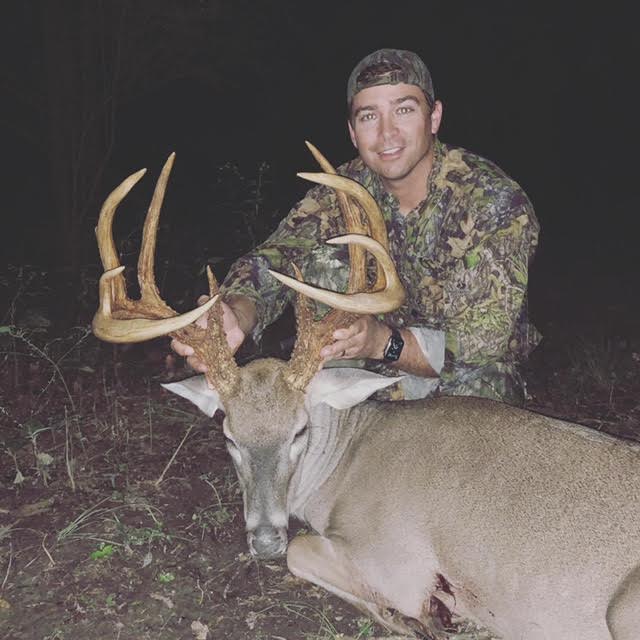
(172, 267, 240, 397)
(92, 154, 240, 395)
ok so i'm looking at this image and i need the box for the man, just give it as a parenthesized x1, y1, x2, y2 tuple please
(172, 48, 540, 405)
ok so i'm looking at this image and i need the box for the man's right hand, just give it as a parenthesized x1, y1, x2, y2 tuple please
(170, 295, 251, 373)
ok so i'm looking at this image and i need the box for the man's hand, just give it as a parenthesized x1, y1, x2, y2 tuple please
(319, 316, 391, 362)
(319, 316, 439, 377)
(170, 296, 248, 373)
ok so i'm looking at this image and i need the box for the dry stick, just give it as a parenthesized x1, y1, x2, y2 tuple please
(1, 542, 12, 590)
(195, 577, 205, 606)
(64, 407, 76, 492)
(41, 534, 55, 567)
(154, 423, 194, 487)
(147, 380, 153, 454)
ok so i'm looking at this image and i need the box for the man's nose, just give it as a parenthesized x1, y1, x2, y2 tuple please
(379, 112, 397, 139)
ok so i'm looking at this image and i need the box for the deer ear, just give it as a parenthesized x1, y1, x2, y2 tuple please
(162, 376, 224, 417)
(305, 368, 404, 410)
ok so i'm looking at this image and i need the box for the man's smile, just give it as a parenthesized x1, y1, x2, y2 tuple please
(378, 146, 403, 158)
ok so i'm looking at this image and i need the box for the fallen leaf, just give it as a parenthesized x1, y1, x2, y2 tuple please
(150, 593, 174, 609)
(15, 498, 54, 518)
(191, 620, 209, 640)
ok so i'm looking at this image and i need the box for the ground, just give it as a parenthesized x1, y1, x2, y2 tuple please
(1, 293, 639, 640)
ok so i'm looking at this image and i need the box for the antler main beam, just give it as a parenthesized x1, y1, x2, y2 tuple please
(93, 266, 218, 343)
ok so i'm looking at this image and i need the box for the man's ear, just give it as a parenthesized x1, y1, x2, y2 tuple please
(347, 119, 357, 149)
(430, 100, 443, 135)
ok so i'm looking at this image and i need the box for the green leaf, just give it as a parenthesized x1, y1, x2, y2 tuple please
(465, 251, 480, 269)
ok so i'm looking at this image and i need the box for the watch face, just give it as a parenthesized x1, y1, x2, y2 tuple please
(383, 329, 404, 362)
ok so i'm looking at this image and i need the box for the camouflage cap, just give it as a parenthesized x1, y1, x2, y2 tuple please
(347, 48, 435, 107)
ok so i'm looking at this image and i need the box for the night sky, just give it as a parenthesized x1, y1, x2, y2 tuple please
(2, 2, 637, 328)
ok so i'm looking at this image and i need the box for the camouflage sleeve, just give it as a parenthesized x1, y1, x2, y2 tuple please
(441, 198, 539, 371)
(221, 184, 346, 341)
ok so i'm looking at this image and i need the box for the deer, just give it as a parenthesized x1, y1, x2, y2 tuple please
(92, 146, 640, 640)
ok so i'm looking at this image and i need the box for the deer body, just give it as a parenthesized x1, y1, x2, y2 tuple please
(168, 363, 640, 639)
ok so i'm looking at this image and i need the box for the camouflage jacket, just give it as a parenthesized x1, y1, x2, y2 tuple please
(222, 139, 540, 404)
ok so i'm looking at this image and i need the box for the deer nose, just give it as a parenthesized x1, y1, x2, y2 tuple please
(247, 525, 288, 559)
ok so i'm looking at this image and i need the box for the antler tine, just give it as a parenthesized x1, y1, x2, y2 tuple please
(138, 152, 175, 310)
(92, 154, 219, 344)
(95, 167, 147, 309)
(304, 141, 367, 292)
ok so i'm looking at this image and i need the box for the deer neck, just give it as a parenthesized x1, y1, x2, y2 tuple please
(287, 402, 372, 521)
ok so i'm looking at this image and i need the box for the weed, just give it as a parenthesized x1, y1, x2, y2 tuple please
(113, 515, 171, 552)
(56, 497, 116, 544)
(22, 420, 54, 486)
(4, 324, 91, 412)
(291, 603, 342, 639)
(190, 504, 234, 540)
(157, 571, 175, 584)
(354, 617, 375, 638)
(90, 543, 115, 561)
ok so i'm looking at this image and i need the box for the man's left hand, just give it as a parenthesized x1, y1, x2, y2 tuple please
(319, 316, 391, 362)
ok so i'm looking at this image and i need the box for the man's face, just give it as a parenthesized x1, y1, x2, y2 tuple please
(348, 83, 442, 186)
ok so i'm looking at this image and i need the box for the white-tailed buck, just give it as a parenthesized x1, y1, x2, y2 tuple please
(93, 147, 640, 639)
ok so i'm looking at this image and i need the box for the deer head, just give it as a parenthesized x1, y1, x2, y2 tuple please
(93, 144, 405, 557)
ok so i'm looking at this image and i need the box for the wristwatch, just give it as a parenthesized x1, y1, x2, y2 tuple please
(382, 327, 404, 363)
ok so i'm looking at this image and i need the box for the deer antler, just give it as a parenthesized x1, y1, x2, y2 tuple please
(279, 150, 406, 390)
(92, 153, 240, 396)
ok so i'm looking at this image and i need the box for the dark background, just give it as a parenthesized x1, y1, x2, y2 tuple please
(1, 1, 637, 333)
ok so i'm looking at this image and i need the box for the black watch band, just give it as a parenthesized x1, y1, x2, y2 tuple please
(382, 328, 404, 363)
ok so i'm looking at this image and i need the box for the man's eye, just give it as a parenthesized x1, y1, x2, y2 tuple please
(397, 106, 413, 114)
(359, 112, 375, 122)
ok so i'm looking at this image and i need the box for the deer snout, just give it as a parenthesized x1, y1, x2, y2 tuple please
(247, 525, 288, 559)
